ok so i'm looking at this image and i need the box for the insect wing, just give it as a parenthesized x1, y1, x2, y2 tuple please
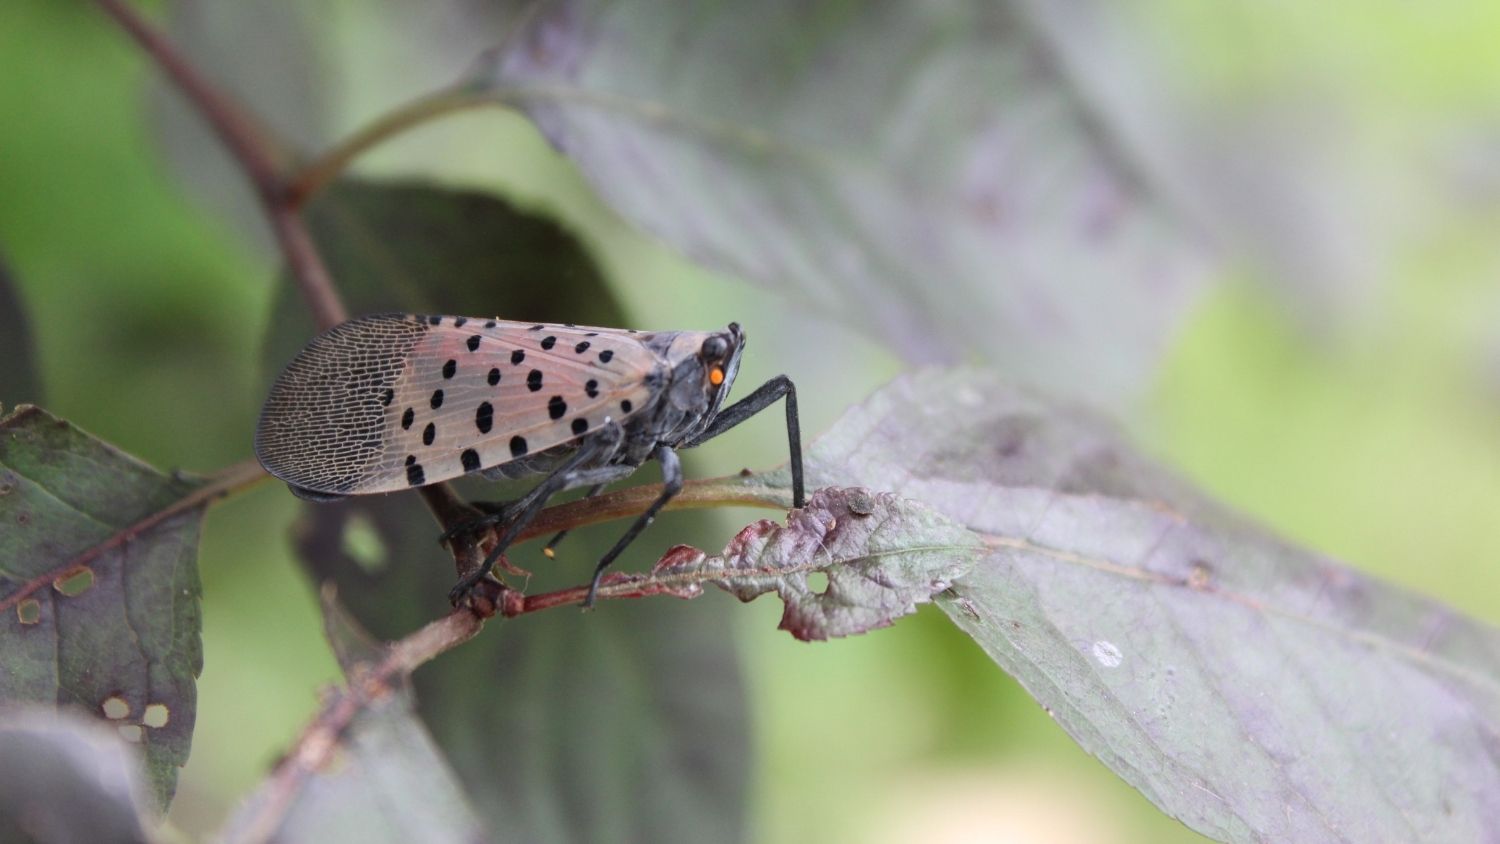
(256, 314, 657, 496)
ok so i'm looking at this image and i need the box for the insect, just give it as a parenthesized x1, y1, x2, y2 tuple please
(255, 313, 805, 605)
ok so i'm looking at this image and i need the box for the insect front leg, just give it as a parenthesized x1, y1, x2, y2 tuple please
(584, 444, 684, 608)
(684, 374, 804, 509)
(447, 423, 623, 605)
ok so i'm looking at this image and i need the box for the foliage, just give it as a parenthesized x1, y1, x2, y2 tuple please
(2, 2, 1498, 843)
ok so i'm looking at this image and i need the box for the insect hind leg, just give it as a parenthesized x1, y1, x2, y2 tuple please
(446, 423, 624, 605)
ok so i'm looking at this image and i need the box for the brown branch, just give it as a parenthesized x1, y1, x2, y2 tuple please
(93, 0, 485, 552)
(224, 608, 484, 844)
(513, 474, 787, 545)
(0, 457, 268, 614)
(94, 0, 346, 332)
(286, 89, 494, 209)
(222, 471, 792, 841)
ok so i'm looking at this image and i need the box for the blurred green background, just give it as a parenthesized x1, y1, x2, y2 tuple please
(2, 2, 1499, 842)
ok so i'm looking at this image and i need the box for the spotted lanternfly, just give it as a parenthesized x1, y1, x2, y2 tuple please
(255, 313, 805, 604)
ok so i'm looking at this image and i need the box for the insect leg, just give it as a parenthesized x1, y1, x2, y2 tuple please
(541, 482, 608, 559)
(447, 423, 623, 604)
(584, 445, 683, 608)
(684, 374, 804, 509)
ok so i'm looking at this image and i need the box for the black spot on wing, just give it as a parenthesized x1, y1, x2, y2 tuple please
(574, 341, 591, 353)
(442, 359, 456, 379)
(401, 408, 414, 429)
(487, 367, 501, 385)
(430, 389, 444, 409)
(598, 350, 614, 363)
(510, 436, 528, 457)
(541, 336, 557, 350)
(461, 448, 481, 473)
(407, 463, 426, 486)
(476, 401, 494, 434)
(548, 396, 567, 419)
(571, 417, 588, 436)
(467, 335, 481, 352)
(453, 317, 468, 328)
(621, 399, 633, 414)
(527, 370, 543, 392)
(511, 349, 525, 365)
(422, 422, 436, 446)
(585, 379, 599, 398)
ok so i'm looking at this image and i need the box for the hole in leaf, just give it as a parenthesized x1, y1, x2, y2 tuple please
(53, 568, 94, 596)
(102, 696, 130, 720)
(117, 725, 143, 743)
(143, 703, 170, 728)
(807, 570, 830, 595)
(341, 512, 388, 574)
(16, 599, 40, 625)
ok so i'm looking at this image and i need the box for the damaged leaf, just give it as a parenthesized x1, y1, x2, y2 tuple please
(656, 488, 981, 641)
(0, 406, 205, 809)
(779, 369, 1500, 843)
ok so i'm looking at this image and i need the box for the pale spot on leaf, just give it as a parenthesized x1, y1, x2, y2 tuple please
(143, 704, 170, 728)
(117, 724, 143, 743)
(53, 567, 94, 596)
(102, 696, 130, 720)
(1092, 640, 1123, 669)
(16, 598, 40, 624)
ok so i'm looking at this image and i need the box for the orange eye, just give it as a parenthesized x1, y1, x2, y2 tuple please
(709, 366, 725, 386)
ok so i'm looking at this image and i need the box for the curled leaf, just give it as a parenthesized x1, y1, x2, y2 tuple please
(655, 488, 982, 640)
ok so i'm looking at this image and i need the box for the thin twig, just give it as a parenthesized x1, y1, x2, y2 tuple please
(513, 474, 786, 545)
(286, 89, 494, 209)
(224, 609, 484, 844)
(0, 456, 268, 614)
(94, 0, 346, 332)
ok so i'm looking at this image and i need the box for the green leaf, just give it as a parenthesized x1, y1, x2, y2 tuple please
(474, 0, 1210, 402)
(656, 487, 982, 640)
(264, 181, 749, 843)
(222, 691, 487, 844)
(0, 406, 205, 809)
(0, 707, 156, 844)
(0, 254, 42, 406)
(791, 369, 1500, 842)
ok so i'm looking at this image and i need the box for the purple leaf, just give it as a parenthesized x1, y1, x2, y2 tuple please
(775, 369, 1500, 842)
(477, 0, 1213, 403)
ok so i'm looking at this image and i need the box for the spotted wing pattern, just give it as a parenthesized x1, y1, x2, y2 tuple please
(255, 313, 661, 495)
